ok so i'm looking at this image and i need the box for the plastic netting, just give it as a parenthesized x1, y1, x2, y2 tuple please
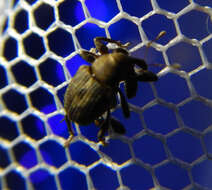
(0, 0, 212, 190)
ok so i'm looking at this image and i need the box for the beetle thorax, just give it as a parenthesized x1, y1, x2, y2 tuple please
(91, 53, 131, 87)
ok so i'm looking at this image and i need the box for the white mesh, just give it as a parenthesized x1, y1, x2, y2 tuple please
(0, 0, 212, 190)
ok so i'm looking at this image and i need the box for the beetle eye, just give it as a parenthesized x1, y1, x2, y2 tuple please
(114, 48, 129, 55)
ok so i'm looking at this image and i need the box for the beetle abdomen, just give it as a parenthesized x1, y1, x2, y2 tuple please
(64, 65, 116, 125)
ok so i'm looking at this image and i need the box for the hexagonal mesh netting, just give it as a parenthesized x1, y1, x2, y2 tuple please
(0, 0, 212, 190)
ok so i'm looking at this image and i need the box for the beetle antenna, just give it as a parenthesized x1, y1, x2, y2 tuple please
(144, 30, 166, 62)
(148, 63, 181, 69)
(147, 31, 166, 47)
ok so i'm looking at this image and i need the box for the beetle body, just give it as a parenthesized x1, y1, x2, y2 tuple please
(64, 65, 117, 125)
(63, 37, 159, 147)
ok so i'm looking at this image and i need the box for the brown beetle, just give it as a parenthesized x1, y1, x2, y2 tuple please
(63, 36, 162, 147)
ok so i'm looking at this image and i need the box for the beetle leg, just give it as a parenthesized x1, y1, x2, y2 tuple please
(97, 110, 111, 145)
(79, 50, 98, 63)
(94, 37, 130, 54)
(94, 37, 130, 48)
(89, 48, 97, 54)
(64, 115, 75, 147)
(124, 78, 138, 99)
(117, 88, 130, 118)
(110, 117, 126, 134)
(135, 69, 158, 82)
(94, 37, 109, 54)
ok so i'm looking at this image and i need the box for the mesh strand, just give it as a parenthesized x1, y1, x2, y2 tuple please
(0, 0, 212, 190)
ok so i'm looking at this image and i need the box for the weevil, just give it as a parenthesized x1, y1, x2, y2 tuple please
(63, 34, 165, 147)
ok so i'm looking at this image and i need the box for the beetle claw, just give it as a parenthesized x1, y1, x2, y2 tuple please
(100, 139, 108, 146)
(98, 136, 108, 146)
(64, 135, 74, 147)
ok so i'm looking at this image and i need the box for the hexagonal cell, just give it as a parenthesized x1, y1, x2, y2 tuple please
(109, 18, 141, 47)
(12, 141, 37, 169)
(167, 41, 202, 73)
(191, 69, 212, 100)
(11, 60, 37, 87)
(14, 9, 29, 33)
(5, 170, 26, 190)
(192, 159, 212, 189)
(23, 33, 45, 59)
(76, 23, 106, 50)
(66, 54, 89, 77)
(121, 0, 152, 18)
(0, 116, 19, 141)
(179, 100, 212, 132)
(29, 169, 57, 190)
(204, 131, 212, 154)
(155, 73, 190, 104)
(157, 0, 189, 13)
(25, 0, 37, 5)
(58, 0, 85, 26)
(79, 122, 99, 143)
(178, 10, 209, 40)
(0, 145, 11, 169)
(155, 162, 190, 189)
(167, 131, 203, 163)
(2, 88, 28, 114)
(39, 58, 65, 86)
(21, 114, 46, 140)
(143, 105, 179, 135)
(29, 87, 57, 114)
(69, 141, 99, 166)
(203, 38, 212, 63)
(59, 167, 87, 190)
(3, 37, 18, 61)
(194, 0, 212, 7)
(0, 65, 8, 89)
(47, 28, 75, 57)
(112, 108, 143, 138)
(48, 114, 68, 139)
(85, 0, 118, 22)
(39, 140, 67, 168)
(90, 164, 119, 190)
(142, 14, 177, 45)
(121, 164, 154, 190)
(133, 135, 166, 165)
(99, 139, 130, 164)
(33, 3, 55, 30)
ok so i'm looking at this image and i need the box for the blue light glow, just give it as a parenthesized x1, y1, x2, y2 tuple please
(66, 54, 89, 77)
(40, 104, 56, 115)
(48, 114, 68, 138)
(20, 149, 37, 169)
